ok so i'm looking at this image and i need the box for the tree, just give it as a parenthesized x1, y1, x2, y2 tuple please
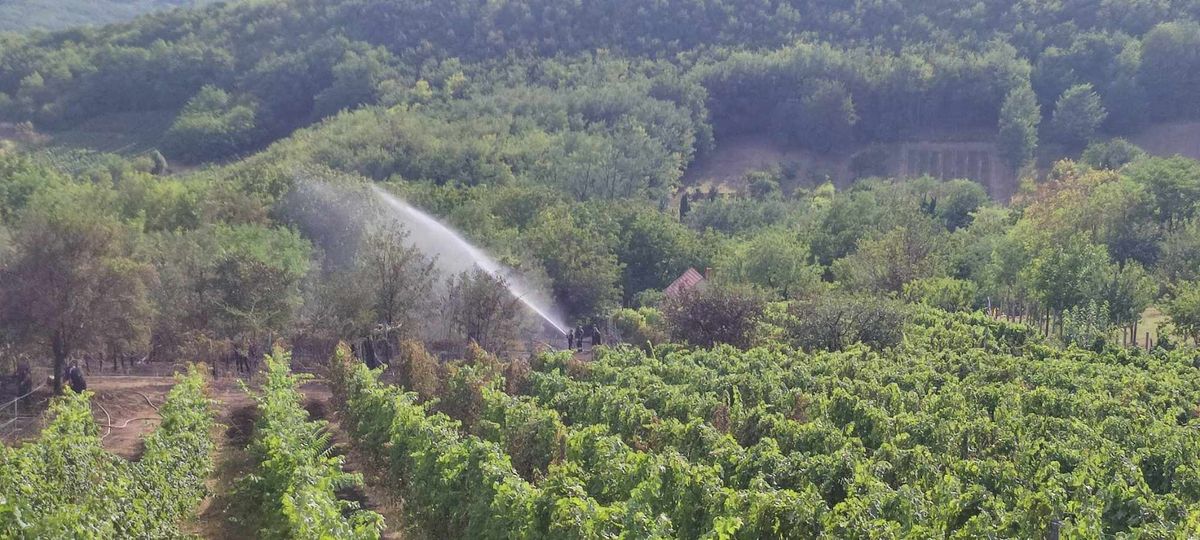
(1048, 84, 1107, 151)
(1139, 21, 1200, 120)
(1084, 176, 1159, 268)
(715, 228, 822, 299)
(783, 293, 908, 352)
(662, 282, 765, 349)
(357, 221, 437, 335)
(933, 179, 989, 231)
(1080, 139, 1145, 170)
(1157, 221, 1200, 285)
(163, 85, 260, 163)
(810, 189, 885, 266)
(0, 154, 67, 223)
(205, 225, 311, 341)
(0, 184, 154, 392)
(774, 80, 857, 153)
(1100, 262, 1155, 337)
(745, 170, 782, 201)
(997, 84, 1040, 171)
(443, 268, 524, 354)
(0, 224, 11, 264)
(1022, 238, 1112, 322)
(833, 216, 948, 293)
(297, 268, 375, 343)
(613, 206, 702, 303)
(1163, 281, 1200, 345)
(1123, 157, 1200, 231)
(527, 207, 622, 320)
(312, 45, 399, 118)
(1061, 300, 1112, 350)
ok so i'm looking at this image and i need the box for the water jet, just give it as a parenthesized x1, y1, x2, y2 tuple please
(369, 185, 568, 335)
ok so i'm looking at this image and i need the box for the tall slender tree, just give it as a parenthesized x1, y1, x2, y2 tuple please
(997, 84, 1040, 172)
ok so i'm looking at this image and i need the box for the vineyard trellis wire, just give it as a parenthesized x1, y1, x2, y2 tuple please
(0, 380, 46, 438)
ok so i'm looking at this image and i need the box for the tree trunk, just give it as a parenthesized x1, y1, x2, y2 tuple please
(51, 330, 66, 394)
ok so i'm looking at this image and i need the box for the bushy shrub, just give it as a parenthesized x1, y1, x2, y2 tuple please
(396, 339, 440, 401)
(611, 307, 668, 349)
(663, 282, 767, 348)
(902, 276, 978, 312)
(239, 348, 384, 539)
(784, 293, 909, 351)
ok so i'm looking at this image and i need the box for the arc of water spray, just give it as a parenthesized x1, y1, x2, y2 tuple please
(369, 185, 569, 335)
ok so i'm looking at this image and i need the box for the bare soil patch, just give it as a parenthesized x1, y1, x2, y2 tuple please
(1131, 122, 1200, 161)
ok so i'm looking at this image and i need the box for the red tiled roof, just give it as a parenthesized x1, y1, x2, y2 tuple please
(664, 267, 705, 298)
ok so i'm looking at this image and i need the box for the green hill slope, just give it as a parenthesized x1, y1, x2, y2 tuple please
(0, 0, 212, 33)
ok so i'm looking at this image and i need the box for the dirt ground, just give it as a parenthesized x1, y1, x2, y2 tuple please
(1131, 121, 1200, 162)
(1, 375, 179, 457)
(90, 376, 177, 459)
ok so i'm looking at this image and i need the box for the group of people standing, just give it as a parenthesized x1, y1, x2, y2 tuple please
(565, 324, 602, 352)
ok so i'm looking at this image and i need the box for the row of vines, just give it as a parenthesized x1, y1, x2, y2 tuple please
(332, 342, 890, 538)
(0, 366, 215, 538)
(337, 309, 1200, 537)
(238, 348, 384, 539)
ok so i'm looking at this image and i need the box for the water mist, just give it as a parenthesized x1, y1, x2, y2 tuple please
(368, 185, 568, 335)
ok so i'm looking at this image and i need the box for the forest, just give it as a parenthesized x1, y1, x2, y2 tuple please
(1, 0, 1200, 537)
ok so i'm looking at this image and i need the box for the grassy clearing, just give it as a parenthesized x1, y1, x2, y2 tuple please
(1139, 306, 1170, 345)
(46, 110, 176, 157)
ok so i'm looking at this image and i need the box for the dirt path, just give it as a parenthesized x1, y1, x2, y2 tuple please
(303, 384, 411, 540)
(185, 377, 259, 539)
(90, 376, 176, 458)
(188, 376, 411, 539)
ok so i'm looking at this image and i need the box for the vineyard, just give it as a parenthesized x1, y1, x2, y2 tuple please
(0, 308, 1197, 537)
(238, 349, 383, 539)
(0, 366, 215, 538)
(328, 309, 1200, 538)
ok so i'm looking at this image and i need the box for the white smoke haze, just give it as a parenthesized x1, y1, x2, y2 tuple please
(281, 173, 568, 336)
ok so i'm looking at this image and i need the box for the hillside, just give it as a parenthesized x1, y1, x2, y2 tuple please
(1, 0, 1198, 169)
(0, 0, 211, 33)
(684, 122, 1200, 202)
